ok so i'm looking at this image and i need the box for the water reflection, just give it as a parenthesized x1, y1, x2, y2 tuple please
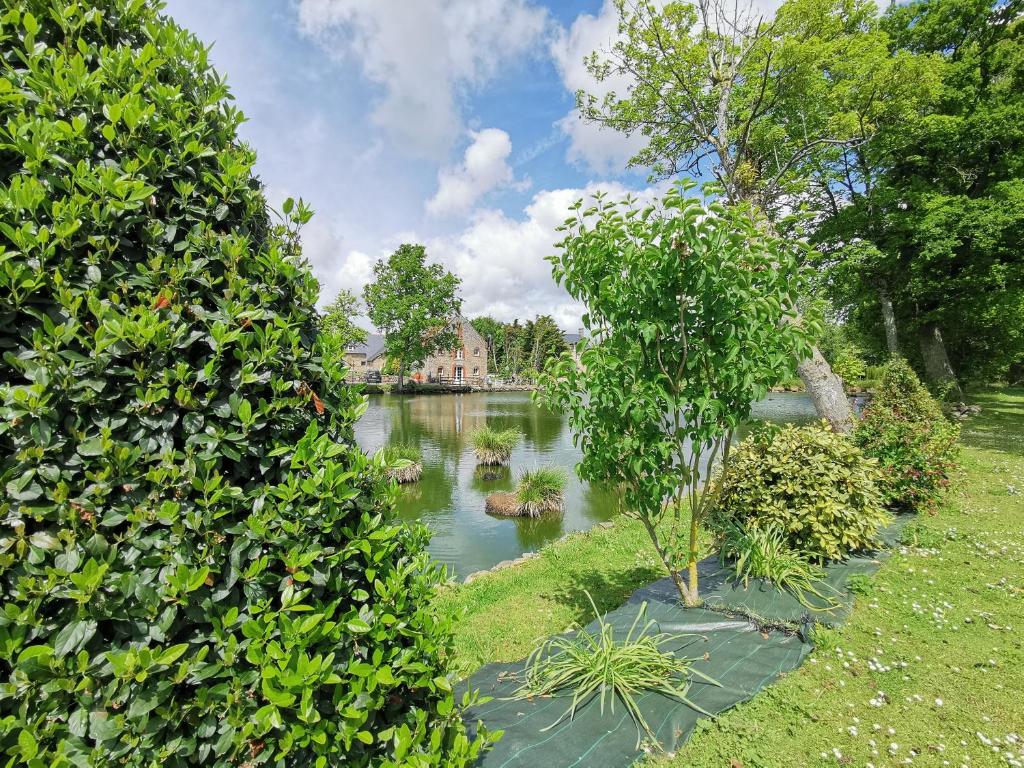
(354, 391, 818, 578)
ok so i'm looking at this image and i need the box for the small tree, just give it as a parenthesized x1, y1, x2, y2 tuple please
(364, 244, 462, 389)
(538, 185, 814, 606)
(320, 288, 367, 377)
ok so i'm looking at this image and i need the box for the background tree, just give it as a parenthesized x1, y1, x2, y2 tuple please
(363, 244, 462, 389)
(525, 315, 568, 373)
(0, 2, 489, 765)
(469, 315, 504, 371)
(539, 186, 814, 606)
(469, 315, 570, 380)
(574, 0, 933, 430)
(814, 0, 1024, 391)
(320, 288, 367, 376)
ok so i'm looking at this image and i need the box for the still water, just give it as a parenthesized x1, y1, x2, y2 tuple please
(353, 391, 818, 578)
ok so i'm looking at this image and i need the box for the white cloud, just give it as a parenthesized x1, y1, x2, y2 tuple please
(556, 111, 646, 175)
(423, 180, 669, 329)
(426, 128, 524, 217)
(297, 0, 549, 159)
(313, 179, 669, 330)
(550, 0, 647, 174)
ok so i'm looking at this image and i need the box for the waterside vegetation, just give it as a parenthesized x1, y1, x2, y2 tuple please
(514, 467, 567, 517)
(439, 389, 1024, 766)
(379, 443, 423, 484)
(471, 426, 522, 466)
(484, 466, 567, 518)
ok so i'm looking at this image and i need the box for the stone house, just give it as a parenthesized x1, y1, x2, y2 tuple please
(343, 317, 488, 385)
(343, 334, 387, 373)
(414, 317, 488, 385)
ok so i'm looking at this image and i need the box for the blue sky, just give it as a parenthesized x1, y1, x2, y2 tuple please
(161, 0, 675, 328)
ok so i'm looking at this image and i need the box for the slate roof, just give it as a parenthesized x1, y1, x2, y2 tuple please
(562, 332, 582, 345)
(346, 333, 386, 361)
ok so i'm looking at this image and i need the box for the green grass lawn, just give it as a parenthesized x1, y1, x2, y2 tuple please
(439, 388, 1024, 767)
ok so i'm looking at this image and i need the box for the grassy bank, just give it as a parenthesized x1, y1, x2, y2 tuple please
(440, 388, 1024, 767)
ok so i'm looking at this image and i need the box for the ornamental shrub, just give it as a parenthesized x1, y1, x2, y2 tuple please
(0, 3, 489, 766)
(711, 423, 890, 562)
(854, 358, 960, 513)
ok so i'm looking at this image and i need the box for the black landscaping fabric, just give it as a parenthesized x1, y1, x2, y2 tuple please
(462, 516, 911, 768)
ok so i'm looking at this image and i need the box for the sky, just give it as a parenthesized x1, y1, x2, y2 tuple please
(160, 0, 774, 331)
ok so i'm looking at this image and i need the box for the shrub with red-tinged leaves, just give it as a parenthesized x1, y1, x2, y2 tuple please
(855, 358, 960, 513)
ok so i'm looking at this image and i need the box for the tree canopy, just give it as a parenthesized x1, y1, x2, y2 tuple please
(578, 0, 933, 217)
(539, 185, 813, 605)
(320, 288, 367, 375)
(813, 0, 1024, 386)
(470, 315, 569, 380)
(363, 244, 462, 388)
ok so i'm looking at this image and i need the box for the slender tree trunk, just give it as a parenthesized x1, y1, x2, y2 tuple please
(918, 323, 961, 398)
(684, 514, 701, 607)
(397, 357, 404, 391)
(880, 287, 900, 356)
(797, 344, 856, 433)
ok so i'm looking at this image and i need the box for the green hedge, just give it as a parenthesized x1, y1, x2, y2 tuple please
(712, 423, 890, 562)
(855, 358, 960, 513)
(0, 2, 488, 765)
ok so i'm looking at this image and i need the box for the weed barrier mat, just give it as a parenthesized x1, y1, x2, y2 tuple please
(462, 517, 911, 768)
(697, 515, 911, 628)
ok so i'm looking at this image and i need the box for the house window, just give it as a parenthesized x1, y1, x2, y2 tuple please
(472, 366, 479, 375)
(473, 347, 480, 357)
(456, 349, 464, 360)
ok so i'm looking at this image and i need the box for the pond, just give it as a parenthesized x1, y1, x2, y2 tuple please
(354, 391, 819, 579)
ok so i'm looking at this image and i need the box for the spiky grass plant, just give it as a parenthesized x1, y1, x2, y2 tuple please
(513, 593, 719, 748)
(514, 466, 567, 516)
(379, 443, 423, 484)
(718, 524, 839, 610)
(471, 426, 521, 465)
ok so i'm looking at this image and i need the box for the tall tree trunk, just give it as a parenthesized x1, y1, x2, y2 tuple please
(782, 312, 855, 432)
(397, 357, 404, 391)
(797, 344, 855, 433)
(880, 286, 900, 356)
(918, 323, 961, 398)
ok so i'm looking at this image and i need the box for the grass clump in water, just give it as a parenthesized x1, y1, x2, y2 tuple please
(514, 466, 567, 516)
(379, 443, 423, 483)
(472, 426, 521, 465)
(513, 593, 719, 749)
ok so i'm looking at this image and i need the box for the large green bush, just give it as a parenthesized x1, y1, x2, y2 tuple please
(712, 423, 890, 561)
(0, 3, 488, 766)
(855, 358, 960, 513)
